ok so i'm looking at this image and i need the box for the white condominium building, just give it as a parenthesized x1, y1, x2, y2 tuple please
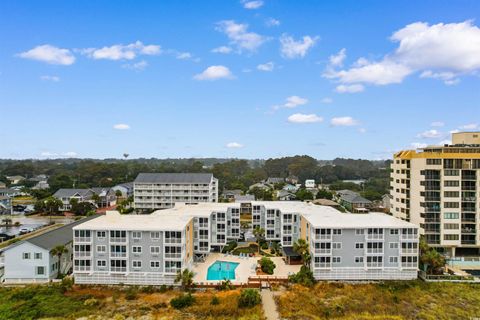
(134, 173, 218, 211)
(391, 132, 480, 257)
(73, 201, 418, 285)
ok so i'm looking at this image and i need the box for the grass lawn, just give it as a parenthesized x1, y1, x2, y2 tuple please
(276, 281, 480, 320)
(0, 284, 265, 320)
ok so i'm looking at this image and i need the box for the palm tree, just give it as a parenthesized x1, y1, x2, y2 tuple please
(271, 241, 282, 255)
(175, 269, 195, 290)
(293, 238, 311, 268)
(51, 245, 69, 278)
(253, 226, 265, 253)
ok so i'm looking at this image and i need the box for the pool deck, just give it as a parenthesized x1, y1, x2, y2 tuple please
(192, 253, 301, 285)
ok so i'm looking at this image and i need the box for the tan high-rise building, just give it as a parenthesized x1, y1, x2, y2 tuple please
(391, 132, 480, 257)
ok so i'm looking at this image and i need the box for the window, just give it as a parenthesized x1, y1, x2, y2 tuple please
(97, 231, 106, 239)
(444, 212, 459, 219)
(132, 261, 142, 268)
(444, 180, 459, 187)
(444, 202, 459, 209)
(34, 253, 42, 259)
(36, 266, 45, 275)
(150, 261, 160, 269)
(390, 229, 399, 235)
(22, 252, 31, 259)
(355, 243, 364, 249)
(426, 159, 441, 165)
(355, 256, 364, 263)
(332, 257, 341, 263)
(97, 245, 106, 253)
(150, 232, 160, 240)
(389, 243, 399, 249)
(443, 223, 459, 230)
(355, 229, 365, 235)
(444, 234, 459, 241)
(132, 231, 142, 239)
(150, 246, 160, 255)
(332, 242, 342, 250)
(389, 256, 398, 264)
(97, 260, 106, 267)
(132, 246, 142, 253)
(444, 191, 459, 198)
(333, 229, 342, 235)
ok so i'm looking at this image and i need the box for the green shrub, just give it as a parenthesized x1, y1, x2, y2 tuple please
(222, 241, 238, 253)
(259, 257, 276, 275)
(238, 289, 261, 308)
(159, 284, 168, 293)
(140, 286, 155, 294)
(210, 295, 220, 305)
(124, 287, 138, 300)
(170, 293, 195, 309)
(288, 266, 315, 287)
(217, 279, 234, 291)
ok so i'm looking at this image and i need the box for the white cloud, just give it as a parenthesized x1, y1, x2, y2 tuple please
(450, 129, 460, 134)
(216, 20, 266, 53)
(194, 65, 234, 80)
(211, 46, 233, 54)
(411, 142, 428, 149)
(330, 116, 359, 126)
(257, 62, 274, 72)
(122, 60, 148, 71)
(280, 34, 319, 59)
(176, 52, 192, 60)
(418, 129, 442, 138)
(438, 139, 452, 145)
(358, 128, 367, 133)
(284, 95, 308, 108)
(63, 151, 78, 157)
(329, 48, 346, 67)
(430, 121, 445, 127)
(242, 0, 263, 9)
(459, 123, 478, 130)
(19, 45, 75, 65)
(113, 124, 131, 130)
(324, 21, 480, 90)
(265, 18, 280, 27)
(82, 41, 161, 60)
(226, 142, 244, 148)
(40, 151, 78, 158)
(321, 97, 333, 104)
(335, 84, 364, 93)
(288, 113, 323, 123)
(40, 75, 60, 82)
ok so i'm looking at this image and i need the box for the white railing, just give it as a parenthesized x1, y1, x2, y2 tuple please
(164, 253, 182, 259)
(366, 249, 384, 254)
(400, 234, 418, 241)
(315, 249, 331, 255)
(199, 223, 209, 228)
(110, 252, 127, 258)
(74, 252, 91, 258)
(314, 263, 331, 269)
(110, 267, 127, 273)
(165, 238, 182, 244)
(401, 248, 418, 255)
(283, 219, 293, 224)
(74, 266, 91, 272)
(366, 234, 384, 241)
(199, 235, 209, 240)
(74, 237, 92, 243)
(110, 237, 127, 243)
(165, 268, 180, 274)
(314, 235, 332, 241)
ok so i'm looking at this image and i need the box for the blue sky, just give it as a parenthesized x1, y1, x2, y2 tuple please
(1, 0, 480, 160)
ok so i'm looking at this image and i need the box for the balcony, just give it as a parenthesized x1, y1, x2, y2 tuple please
(314, 234, 332, 241)
(73, 266, 91, 272)
(366, 234, 384, 241)
(74, 237, 92, 243)
(314, 249, 331, 255)
(110, 252, 127, 258)
(165, 238, 182, 244)
(110, 237, 127, 243)
(199, 235, 209, 240)
(283, 219, 293, 224)
(198, 223, 209, 228)
(314, 263, 331, 269)
(164, 253, 182, 259)
(110, 267, 127, 273)
(401, 248, 418, 255)
(74, 251, 91, 258)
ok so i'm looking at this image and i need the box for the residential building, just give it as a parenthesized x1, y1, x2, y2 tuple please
(6, 175, 25, 185)
(90, 188, 117, 208)
(53, 189, 95, 211)
(283, 184, 299, 193)
(32, 181, 50, 190)
(382, 194, 392, 209)
(0, 188, 20, 197)
(265, 177, 284, 185)
(133, 173, 218, 212)
(248, 182, 271, 191)
(336, 190, 372, 213)
(276, 190, 296, 201)
(391, 131, 480, 257)
(112, 182, 134, 198)
(73, 201, 418, 285)
(0, 182, 6, 189)
(305, 179, 316, 188)
(223, 189, 243, 202)
(1, 216, 99, 283)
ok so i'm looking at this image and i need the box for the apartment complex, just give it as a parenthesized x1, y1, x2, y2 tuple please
(73, 201, 418, 285)
(391, 132, 480, 257)
(133, 173, 218, 212)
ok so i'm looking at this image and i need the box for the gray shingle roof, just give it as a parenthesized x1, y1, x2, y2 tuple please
(340, 193, 372, 204)
(134, 173, 213, 184)
(6, 215, 100, 252)
(53, 188, 93, 199)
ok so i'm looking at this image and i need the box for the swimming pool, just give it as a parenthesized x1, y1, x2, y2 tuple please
(207, 260, 239, 280)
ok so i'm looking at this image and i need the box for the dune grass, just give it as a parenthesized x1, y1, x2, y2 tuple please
(276, 280, 480, 320)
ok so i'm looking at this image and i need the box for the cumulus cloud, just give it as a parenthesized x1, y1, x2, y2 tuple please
(82, 41, 161, 60)
(280, 34, 318, 59)
(40, 151, 78, 158)
(411, 142, 428, 149)
(40, 75, 60, 82)
(324, 21, 480, 90)
(321, 97, 333, 104)
(211, 46, 233, 54)
(329, 48, 347, 67)
(257, 62, 274, 71)
(288, 113, 323, 123)
(194, 65, 234, 80)
(459, 123, 478, 130)
(226, 142, 244, 148)
(284, 95, 308, 108)
(266, 18, 280, 27)
(216, 20, 266, 53)
(335, 84, 364, 93)
(113, 124, 131, 130)
(242, 0, 263, 9)
(418, 129, 442, 138)
(18, 45, 75, 65)
(330, 116, 359, 126)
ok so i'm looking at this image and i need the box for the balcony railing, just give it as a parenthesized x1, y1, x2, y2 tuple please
(164, 253, 182, 259)
(283, 219, 293, 224)
(110, 267, 127, 273)
(400, 234, 418, 240)
(165, 238, 182, 244)
(74, 237, 91, 243)
(314, 234, 332, 241)
(199, 235, 209, 240)
(110, 237, 127, 243)
(314, 249, 331, 255)
(314, 263, 331, 269)
(74, 252, 91, 258)
(73, 266, 91, 272)
(165, 267, 180, 274)
(366, 234, 384, 241)
(199, 223, 208, 228)
(110, 252, 127, 258)
(401, 248, 418, 255)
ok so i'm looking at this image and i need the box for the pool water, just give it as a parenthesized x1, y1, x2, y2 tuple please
(207, 261, 239, 280)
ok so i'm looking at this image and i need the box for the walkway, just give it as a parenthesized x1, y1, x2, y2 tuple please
(261, 289, 280, 320)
